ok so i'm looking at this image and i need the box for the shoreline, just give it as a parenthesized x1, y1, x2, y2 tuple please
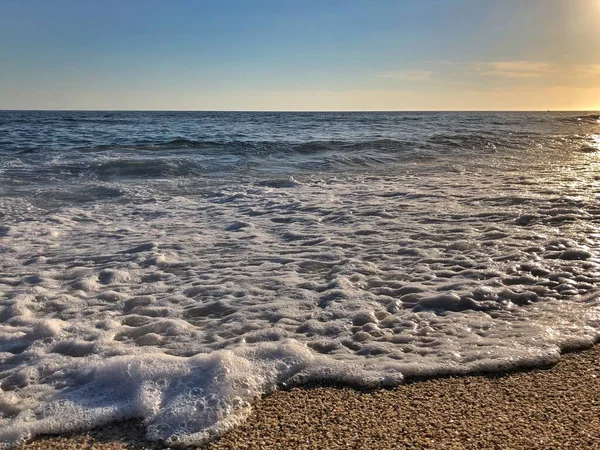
(15, 343, 600, 449)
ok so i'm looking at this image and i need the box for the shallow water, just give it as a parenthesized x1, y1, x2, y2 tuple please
(1, 111, 600, 446)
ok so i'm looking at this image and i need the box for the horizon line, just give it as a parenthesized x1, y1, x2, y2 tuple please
(1, 108, 598, 113)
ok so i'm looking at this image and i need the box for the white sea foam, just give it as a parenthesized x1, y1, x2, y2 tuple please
(2, 112, 600, 446)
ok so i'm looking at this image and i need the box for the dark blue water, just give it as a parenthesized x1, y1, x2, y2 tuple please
(1, 111, 597, 188)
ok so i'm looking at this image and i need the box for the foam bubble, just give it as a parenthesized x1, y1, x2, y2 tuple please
(29, 320, 62, 339)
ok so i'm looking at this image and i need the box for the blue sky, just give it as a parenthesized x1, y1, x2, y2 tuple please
(1, 0, 599, 110)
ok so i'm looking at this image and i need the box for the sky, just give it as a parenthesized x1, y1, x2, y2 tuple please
(1, 0, 600, 111)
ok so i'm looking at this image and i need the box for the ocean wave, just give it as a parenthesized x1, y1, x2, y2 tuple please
(563, 113, 600, 124)
(77, 138, 416, 154)
(2, 139, 426, 184)
(3, 111, 600, 447)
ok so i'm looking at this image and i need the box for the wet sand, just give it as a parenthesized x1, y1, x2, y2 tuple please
(16, 344, 600, 450)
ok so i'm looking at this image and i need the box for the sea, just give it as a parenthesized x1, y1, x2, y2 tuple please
(1, 110, 600, 446)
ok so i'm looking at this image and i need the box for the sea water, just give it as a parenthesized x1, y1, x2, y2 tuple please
(1, 111, 600, 446)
